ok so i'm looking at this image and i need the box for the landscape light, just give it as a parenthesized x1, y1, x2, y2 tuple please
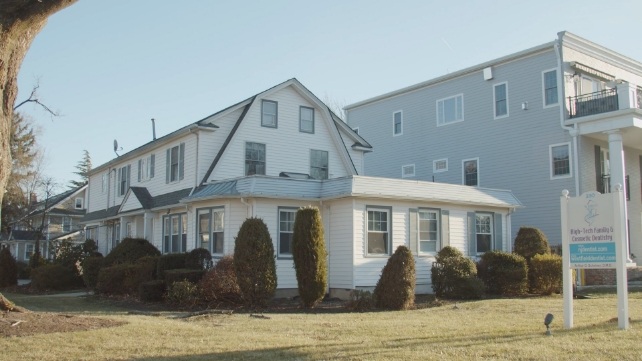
(544, 313, 554, 336)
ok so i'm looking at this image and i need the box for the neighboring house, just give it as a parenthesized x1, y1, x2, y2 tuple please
(81, 78, 521, 297)
(0, 185, 87, 262)
(345, 31, 642, 263)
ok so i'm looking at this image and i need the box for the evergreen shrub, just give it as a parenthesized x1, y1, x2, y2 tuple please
(530, 253, 563, 295)
(164, 269, 205, 285)
(431, 246, 482, 299)
(30, 264, 83, 291)
(513, 227, 551, 291)
(199, 255, 242, 305)
(139, 280, 166, 302)
(0, 247, 18, 288)
(233, 217, 277, 308)
(477, 251, 528, 296)
(292, 206, 327, 308)
(96, 263, 155, 295)
(81, 255, 103, 289)
(373, 245, 416, 310)
(157, 253, 188, 278)
(185, 248, 213, 270)
(103, 238, 160, 267)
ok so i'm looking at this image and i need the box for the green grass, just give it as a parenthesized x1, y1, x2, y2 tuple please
(2, 290, 642, 360)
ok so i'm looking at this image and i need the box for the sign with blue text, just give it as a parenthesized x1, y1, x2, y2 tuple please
(567, 191, 615, 268)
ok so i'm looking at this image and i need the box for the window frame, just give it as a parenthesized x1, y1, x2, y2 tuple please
(475, 212, 494, 255)
(163, 213, 187, 254)
(550, 142, 572, 179)
(436, 94, 464, 126)
(433, 159, 448, 173)
(62, 216, 72, 233)
(393, 110, 403, 136)
(418, 208, 440, 255)
(542, 69, 559, 108)
(25, 244, 34, 260)
(117, 165, 129, 197)
(401, 164, 415, 178)
(299, 106, 315, 134)
(277, 207, 297, 259)
(75, 197, 83, 209)
(138, 154, 155, 182)
(245, 142, 266, 176)
(196, 207, 225, 256)
(310, 149, 329, 180)
(261, 100, 278, 128)
(462, 158, 479, 186)
(366, 206, 392, 257)
(493, 82, 509, 119)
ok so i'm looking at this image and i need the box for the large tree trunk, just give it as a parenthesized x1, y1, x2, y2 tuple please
(0, 0, 77, 304)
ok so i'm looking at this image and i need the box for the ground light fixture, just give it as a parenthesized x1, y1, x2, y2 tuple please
(544, 313, 554, 336)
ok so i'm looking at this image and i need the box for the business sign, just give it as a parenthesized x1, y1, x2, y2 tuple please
(567, 191, 615, 268)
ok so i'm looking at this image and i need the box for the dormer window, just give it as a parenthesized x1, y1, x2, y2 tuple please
(261, 100, 278, 128)
(299, 106, 314, 133)
(75, 197, 83, 209)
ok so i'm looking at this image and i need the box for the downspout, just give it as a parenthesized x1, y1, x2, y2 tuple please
(555, 38, 580, 196)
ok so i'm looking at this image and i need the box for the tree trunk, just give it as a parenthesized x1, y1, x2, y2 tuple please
(0, 0, 77, 306)
(0, 293, 29, 313)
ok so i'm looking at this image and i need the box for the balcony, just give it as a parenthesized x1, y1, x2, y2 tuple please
(568, 88, 618, 118)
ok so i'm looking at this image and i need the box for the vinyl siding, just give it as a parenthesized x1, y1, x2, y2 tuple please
(327, 198, 354, 289)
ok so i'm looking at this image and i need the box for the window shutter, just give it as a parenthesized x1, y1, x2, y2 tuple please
(179, 143, 185, 180)
(467, 212, 476, 256)
(441, 210, 450, 248)
(409, 208, 417, 254)
(117, 168, 122, 195)
(165, 149, 170, 184)
(138, 160, 142, 182)
(595, 145, 603, 192)
(127, 165, 131, 190)
(150, 154, 155, 178)
(493, 213, 503, 251)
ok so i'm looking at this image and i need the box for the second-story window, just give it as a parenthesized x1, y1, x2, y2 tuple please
(117, 165, 130, 196)
(543, 69, 558, 107)
(437, 94, 464, 126)
(310, 149, 328, 180)
(138, 154, 155, 182)
(494, 82, 508, 118)
(463, 159, 478, 186)
(166, 144, 185, 183)
(75, 197, 83, 209)
(62, 217, 71, 232)
(300, 106, 314, 133)
(261, 100, 278, 128)
(393, 111, 402, 135)
(550, 143, 571, 179)
(245, 142, 266, 176)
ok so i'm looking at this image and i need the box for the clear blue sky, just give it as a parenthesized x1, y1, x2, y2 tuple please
(16, 0, 642, 188)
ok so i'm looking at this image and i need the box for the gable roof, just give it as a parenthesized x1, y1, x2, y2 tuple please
(27, 184, 87, 217)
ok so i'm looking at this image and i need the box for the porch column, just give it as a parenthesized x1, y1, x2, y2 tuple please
(143, 211, 153, 241)
(606, 130, 630, 259)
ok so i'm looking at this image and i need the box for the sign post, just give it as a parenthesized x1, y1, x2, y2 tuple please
(560, 186, 629, 330)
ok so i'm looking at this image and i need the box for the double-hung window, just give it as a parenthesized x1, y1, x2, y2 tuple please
(310, 150, 329, 180)
(437, 94, 464, 126)
(463, 158, 479, 186)
(367, 207, 390, 255)
(163, 213, 187, 254)
(494, 82, 508, 118)
(278, 208, 297, 257)
(245, 142, 266, 175)
(166, 144, 185, 183)
(300, 106, 314, 133)
(418, 209, 439, 253)
(550, 143, 571, 178)
(101, 174, 107, 194)
(393, 111, 403, 135)
(543, 69, 558, 107)
(197, 208, 224, 255)
(138, 154, 155, 182)
(62, 217, 72, 232)
(111, 222, 121, 250)
(75, 197, 83, 209)
(25, 244, 34, 260)
(261, 100, 278, 128)
(117, 165, 130, 196)
(475, 213, 493, 254)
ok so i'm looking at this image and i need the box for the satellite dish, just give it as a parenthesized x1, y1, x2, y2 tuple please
(113, 139, 122, 157)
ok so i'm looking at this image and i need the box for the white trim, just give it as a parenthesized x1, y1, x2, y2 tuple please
(493, 82, 509, 119)
(542, 68, 559, 108)
(352, 127, 359, 135)
(436, 93, 464, 126)
(365, 206, 392, 257)
(392, 110, 403, 136)
(549, 142, 572, 179)
(418, 208, 440, 255)
(401, 164, 415, 178)
(462, 157, 480, 186)
(75, 197, 84, 209)
(433, 158, 448, 173)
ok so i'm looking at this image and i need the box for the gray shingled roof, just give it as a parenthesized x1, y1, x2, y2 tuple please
(130, 187, 154, 209)
(152, 188, 193, 209)
(82, 205, 120, 223)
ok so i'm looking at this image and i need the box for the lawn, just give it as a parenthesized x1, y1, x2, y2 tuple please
(1, 290, 641, 360)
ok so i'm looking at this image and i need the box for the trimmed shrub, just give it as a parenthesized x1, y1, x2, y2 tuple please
(103, 237, 160, 267)
(199, 255, 242, 305)
(292, 206, 328, 308)
(514, 227, 550, 262)
(185, 248, 213, 270)
(346, 290, 375, 312)
(166, 280, 200, 308)
(431, 246, 482, 299)
(96, 263, 155, 295)
(30, 264, 83, 291)
(477, 251, 528, 296)
(530, 253, 563, 295)
(373, 245, 416, 310)
(81, 255, 104, 289)
(234, 217, 277, 308)
(164, 269, 205, 285)
(157, 253, 188, 278)
(0, 247, 18, 288)
(16, 261, 29, 279)
(139, 280, 166, 302)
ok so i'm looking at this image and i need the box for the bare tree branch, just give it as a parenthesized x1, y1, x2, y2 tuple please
(13, 83, 60, 117)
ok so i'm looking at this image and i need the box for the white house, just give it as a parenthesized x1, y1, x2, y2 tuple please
(81, 79, 521, 297)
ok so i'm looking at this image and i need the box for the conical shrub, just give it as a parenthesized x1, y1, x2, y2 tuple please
(0, 248, 18, 288)
(373, 245, 415, 310)
(292, 206, 327, 308)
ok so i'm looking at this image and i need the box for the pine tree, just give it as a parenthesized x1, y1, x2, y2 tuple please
(69, 149, 91, 188)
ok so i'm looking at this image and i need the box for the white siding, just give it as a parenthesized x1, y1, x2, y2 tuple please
(328, 198, 355, 289)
